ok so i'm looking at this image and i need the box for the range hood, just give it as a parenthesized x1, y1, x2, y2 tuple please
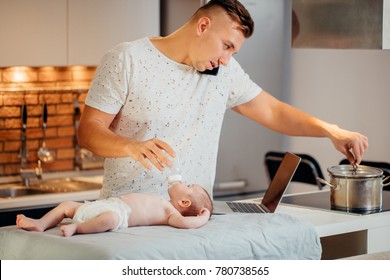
(385, 0, 390, 48)
(292, 0, 390, 49)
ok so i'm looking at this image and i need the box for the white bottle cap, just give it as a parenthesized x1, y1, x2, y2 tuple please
(167, 174, 183, 184)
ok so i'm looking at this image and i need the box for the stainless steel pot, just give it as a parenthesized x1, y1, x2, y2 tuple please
(319, 165, 390, 214)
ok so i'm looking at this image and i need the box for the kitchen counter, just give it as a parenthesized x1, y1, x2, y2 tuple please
(0, 173, 104, 211)
(240, 189, 390, 259)
(276, 201, 390, 258)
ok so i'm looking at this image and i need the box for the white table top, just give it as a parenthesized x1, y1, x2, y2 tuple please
(276, 202, 390, 237)
(241, 183, 390, 238)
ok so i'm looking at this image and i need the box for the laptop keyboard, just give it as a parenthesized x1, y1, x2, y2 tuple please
(226, 202, 266, 213)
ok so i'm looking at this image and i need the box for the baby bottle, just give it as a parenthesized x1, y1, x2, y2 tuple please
(165, 155, 183, 184)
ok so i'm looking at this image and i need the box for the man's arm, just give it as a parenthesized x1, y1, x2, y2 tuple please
(233, 91, 368, 164)
(167, 208, 211, 229)
(77, 105, 175, 170)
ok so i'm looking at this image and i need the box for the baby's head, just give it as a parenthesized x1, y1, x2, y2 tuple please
(168, 182, 213, 216)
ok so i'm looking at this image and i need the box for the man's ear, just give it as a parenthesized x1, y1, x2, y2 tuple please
(197, 17, 211, 35)
(178, 199, 192, 208)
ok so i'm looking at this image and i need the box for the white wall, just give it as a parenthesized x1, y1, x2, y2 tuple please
(289, 49, 390, 176)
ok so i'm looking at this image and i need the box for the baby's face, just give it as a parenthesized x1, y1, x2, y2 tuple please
(168, 182, 203, 200)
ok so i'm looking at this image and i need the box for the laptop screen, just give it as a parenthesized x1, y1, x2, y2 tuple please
(261, 152, 301, 213)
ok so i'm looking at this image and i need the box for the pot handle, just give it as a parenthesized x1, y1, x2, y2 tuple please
(317, 177, 337, 188)
(383, 176, 390, 187)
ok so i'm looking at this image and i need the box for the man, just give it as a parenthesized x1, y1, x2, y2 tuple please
(78, 0, 368, 199)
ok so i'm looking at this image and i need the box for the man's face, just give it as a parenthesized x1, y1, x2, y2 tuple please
(192, 13, 245, 72)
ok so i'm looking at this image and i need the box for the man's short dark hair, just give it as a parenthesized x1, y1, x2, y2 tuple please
(197, 0, 254, 38)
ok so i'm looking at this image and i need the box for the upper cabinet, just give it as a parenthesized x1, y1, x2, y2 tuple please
(68, 0, 160, 65)
(0, 0, 68, 67)
(0, 0, 160, 67)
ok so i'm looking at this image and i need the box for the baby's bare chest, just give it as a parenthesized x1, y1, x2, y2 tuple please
(125, 196, 173, 226)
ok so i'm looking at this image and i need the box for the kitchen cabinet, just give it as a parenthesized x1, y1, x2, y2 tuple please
(0, 0, 68, 67)
(0, 206, 56, 227)
(68, 0, 160, 65)
(0, 0, 160, 67)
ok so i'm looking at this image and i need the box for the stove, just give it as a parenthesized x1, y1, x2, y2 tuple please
(281, 190, 390, 215)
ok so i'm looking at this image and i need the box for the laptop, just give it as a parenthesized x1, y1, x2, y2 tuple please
(212, 152, 301, 214)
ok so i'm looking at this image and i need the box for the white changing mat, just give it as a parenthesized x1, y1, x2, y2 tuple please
(0, 213, 321, 260)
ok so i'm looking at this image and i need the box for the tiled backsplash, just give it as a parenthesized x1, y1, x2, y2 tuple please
(0, 66, 97, 177)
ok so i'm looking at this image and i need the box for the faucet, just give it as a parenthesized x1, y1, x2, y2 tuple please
(20, 160, 43, 187)
(19, 104, 43, 187)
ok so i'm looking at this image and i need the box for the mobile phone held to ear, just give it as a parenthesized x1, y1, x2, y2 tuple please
(199, 67, 219, 76)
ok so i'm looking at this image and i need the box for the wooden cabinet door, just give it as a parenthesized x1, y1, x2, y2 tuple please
(68, 0, 160, 66)
(0, 0, 67, 67)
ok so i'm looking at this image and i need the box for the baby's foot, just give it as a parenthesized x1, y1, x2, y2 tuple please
(16, 214, 44, 232)
(60, 224, 77, 237)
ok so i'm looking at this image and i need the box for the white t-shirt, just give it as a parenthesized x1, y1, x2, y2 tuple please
(86, 37, 261, 199)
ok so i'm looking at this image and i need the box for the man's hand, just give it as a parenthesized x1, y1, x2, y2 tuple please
(329, 125, 368, 165)
(126, 138, 176, 171)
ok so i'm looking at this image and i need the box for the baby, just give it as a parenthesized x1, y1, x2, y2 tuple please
(16, 182, 213, 237)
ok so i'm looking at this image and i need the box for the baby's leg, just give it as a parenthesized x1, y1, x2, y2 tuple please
(60, 211, 120, 236)
(16, 201, 82, 232)
(16, 214, 45, 232)
(60, 223, 78, 237)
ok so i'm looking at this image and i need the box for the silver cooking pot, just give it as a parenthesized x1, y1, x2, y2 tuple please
(318, 165, 390, 214)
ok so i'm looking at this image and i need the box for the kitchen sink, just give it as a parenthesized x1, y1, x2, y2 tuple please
(0, 186, 52, 197)
(0, 178, 101, 198)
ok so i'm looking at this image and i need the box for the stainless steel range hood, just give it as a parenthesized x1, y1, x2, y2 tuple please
(385, 0, 390, 48)
(292, 0, 389, 49)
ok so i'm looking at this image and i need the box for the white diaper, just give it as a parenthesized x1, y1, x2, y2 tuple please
(73, 197, 132, 231)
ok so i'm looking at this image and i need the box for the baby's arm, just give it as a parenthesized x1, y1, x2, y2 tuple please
(167, 208, 211, 229)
